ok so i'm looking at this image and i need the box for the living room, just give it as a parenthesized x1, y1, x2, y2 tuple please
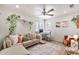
(0, 4, 79, 55)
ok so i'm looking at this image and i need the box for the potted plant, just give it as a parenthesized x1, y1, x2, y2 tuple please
(28, 21, 33, 31)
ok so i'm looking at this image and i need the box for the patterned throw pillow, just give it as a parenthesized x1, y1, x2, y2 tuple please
(18, 35, 24, 43)
(3, 37, 13, 49)
(26, 33, 36, 40)
(30, 33, 36, 40)
(6, 38, 13, 48)
(71, 40, 78, 49)
(9, 35, 18, 45)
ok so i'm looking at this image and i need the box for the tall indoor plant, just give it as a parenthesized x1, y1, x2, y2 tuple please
(7, 14, 20, 35)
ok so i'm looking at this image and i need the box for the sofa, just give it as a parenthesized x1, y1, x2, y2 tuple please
(23, 32, 42, 48)
(0, 32, 43, 55)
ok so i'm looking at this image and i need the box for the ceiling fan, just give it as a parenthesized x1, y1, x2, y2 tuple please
(41, 5, 54, 16)
(69, 4, 74, 8)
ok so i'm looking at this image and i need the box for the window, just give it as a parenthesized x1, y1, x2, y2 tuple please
(35, 20, 52, 32)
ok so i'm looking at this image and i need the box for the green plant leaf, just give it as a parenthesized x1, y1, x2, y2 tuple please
(7, 14, 20, 35)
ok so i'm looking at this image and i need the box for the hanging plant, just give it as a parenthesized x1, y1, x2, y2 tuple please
(7, 14, 20, 35)
(71, 17, 76, 23)
(29, 22, 33, 31)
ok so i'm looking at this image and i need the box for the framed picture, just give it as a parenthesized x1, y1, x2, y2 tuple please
(61, 21, 68, 27)
(56, 21, 69, 28)
(56, 22, 61, 28)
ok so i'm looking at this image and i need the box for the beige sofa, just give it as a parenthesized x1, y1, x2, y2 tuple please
(23, 33, 42, 48)
(0, 33, 43, 55)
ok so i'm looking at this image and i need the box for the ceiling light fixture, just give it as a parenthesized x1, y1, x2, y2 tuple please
(64, 11, 67, 14)
(40, 15, 52, 19)
(16, 5, 20, 8)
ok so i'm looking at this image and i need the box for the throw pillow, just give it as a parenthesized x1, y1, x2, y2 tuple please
(6, 37, 13, 48)
(3, 37, 13, 49)
(18, 34, 24, 43)
(9, 35, 18, 45)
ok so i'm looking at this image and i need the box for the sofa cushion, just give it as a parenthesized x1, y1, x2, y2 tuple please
(25, 33, 36, 40)
(29, 33, 36, 40)
(36, 33, 42, 40)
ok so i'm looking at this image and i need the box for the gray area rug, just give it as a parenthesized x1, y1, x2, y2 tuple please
(27, 41, 66, 55)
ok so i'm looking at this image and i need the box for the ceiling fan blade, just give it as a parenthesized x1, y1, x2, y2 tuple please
(47, 9, 54, 13)
(46, 14, 54, 16)
(69, 4, 74, 8)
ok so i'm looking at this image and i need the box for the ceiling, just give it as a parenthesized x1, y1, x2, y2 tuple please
(0, 4, 79, 20)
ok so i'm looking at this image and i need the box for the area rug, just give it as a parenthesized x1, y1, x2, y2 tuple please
(27, 41, 66, 55)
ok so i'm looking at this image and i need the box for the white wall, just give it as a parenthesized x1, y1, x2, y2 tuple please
(50, 12, 79, 42)
(15, 21, 30, 34)
(0, 10, 9, 50)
